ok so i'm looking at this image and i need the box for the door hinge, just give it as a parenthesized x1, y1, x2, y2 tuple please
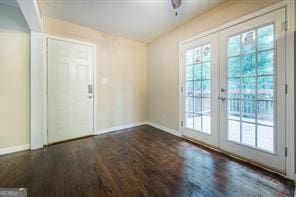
(181, 121, 183, 127)
(181, 86, 183, 93)
(46, 39, 48, 53)
(285, 84, 288, 94)
(285, 147, 288, 157)
(282, 20, 288, 31)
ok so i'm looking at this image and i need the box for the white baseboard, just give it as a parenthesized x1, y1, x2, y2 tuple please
(95, 121, 182, 138)
(95, 121, 148, 135)
(147, 122, 182, 137)
(0, 144, 30, 156)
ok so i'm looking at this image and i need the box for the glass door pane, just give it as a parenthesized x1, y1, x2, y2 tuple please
(219, 8, 286, 172)
(182, 33, 219, 148)
(185, 44, 212, 134)
(226, 24, 275, 153)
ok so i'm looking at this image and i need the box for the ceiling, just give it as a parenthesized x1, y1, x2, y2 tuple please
(0, 0, 19, 8)
(38, 0, 224, 43)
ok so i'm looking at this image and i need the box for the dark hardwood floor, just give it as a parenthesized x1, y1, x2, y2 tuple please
(0, 125, 294, 196)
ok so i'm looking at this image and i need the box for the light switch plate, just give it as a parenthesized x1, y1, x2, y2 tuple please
(101, 77, 108, 85)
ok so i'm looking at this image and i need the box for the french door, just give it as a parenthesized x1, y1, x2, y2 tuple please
(182, 8, 286, 172)
(219, 8, 286, 172)
(182, 33, 219, 147)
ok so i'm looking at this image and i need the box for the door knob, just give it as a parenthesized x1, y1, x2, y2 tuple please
(88, 84, 93, 94)
(88, 84, 93, 99)
(218, 96, 226, 102)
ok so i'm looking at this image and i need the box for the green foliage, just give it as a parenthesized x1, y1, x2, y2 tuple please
(186, 24, 274, 101)
(226, 24, 274, 100)
(258, 24, 274, 51)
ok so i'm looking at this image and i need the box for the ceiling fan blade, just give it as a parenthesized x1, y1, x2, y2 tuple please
(171, 0, 182, 10)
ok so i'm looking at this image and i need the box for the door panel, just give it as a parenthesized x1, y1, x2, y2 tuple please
(48, 39, 94, 144)
(182, 33, 219, 147)
(219, 8, 286, 172)
(181, 8, 286, 173)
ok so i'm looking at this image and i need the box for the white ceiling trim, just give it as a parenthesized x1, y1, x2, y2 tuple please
(17, 0, 43, 32)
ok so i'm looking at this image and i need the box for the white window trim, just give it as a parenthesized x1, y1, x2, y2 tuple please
(178, 0, 295, 180)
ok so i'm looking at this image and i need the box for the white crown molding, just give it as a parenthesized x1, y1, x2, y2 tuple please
(17, 0, 43, 32)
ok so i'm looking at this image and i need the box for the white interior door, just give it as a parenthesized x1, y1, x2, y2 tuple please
(219, 8, 286, 172)
(182, 33, 219, 147)
(48, 38, 94, 144)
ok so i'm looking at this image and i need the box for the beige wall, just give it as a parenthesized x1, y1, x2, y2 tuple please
(0, 5, 30, 149)
(148, 0, 281, 131)
(43, 17, 148, 130)
(0, 0, 286, 150)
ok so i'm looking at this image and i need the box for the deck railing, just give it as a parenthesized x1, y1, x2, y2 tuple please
(187, 90, 273, 121)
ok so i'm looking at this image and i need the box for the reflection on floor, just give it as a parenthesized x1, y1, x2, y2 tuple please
(186, 115, 274, 152)
(0, 125, 294, 196)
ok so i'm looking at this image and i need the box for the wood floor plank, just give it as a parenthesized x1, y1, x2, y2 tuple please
(0, 125, 294, 197)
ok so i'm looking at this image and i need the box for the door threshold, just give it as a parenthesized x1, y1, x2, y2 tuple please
(182, 135, 290, 180)
(47, 134, 94, 146)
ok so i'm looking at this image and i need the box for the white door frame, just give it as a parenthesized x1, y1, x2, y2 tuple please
(179, 0, 295, 179)
(44, 35, 97, 145)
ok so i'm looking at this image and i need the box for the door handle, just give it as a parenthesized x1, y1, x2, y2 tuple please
(218, 96, 226, 102)
(88, 84, 93, 99)
(88, 84, 93, 94)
